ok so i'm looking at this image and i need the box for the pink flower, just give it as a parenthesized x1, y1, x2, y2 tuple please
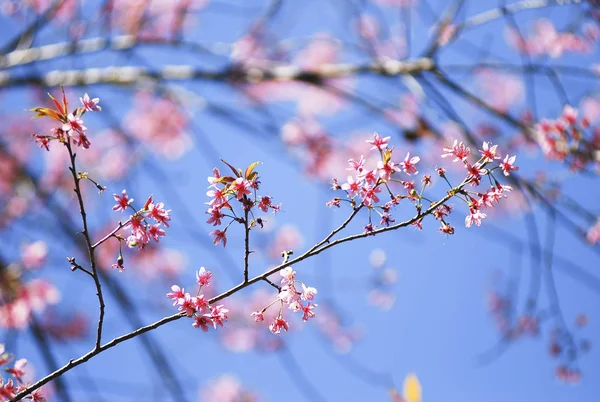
(269, 316, 289, 334)
(442, 140, 470, 161)
(72, 131, 91, 149)
(32, 134, 50, 151)
(196, 267, 212, 287)
(479, 142, 500, 162)
(166, 285, 185, 306)
(301, 284, 318, 301)
(206, 206, 224, 226)
(148, 224, 166, 242)
(439, 222, 455, 235)
(206, 187, 227, 206)
(113, 190, 133, 212)
(111, 259, 125, 272)
(341, 176, 361, 197)
(207, 305, 229, 328)
(231, 178, 251, 200)
(500, 155, 518, 176)
(377, 160, 400, 181)
(1, 378, 16, 398)
(380, 213, 395, 227)
(466, 163, 487, 185)
(210, 229, 227, 247)
(258, 196, 272, 212)
(280, 267, 296, 286)
(465, 206, 487, 227)
(179, 294, 197, 317)
(30, 389, 46, 402)
(562, 105, 578, 125)
(6, 358, 27, 383)
(126, 214, 149, 248)
(347, 155, 365, 172)
(361, 169, 378, 185)
(194, 295, 210, 313)
(326, 198, 341, 208)
(207, 167, 221, 186)
(400, 152, 420, 175)
(586, 219, 600, 244)
(301, 303, 317, 322)
(80, 93, 101, 112)
(360, 185, 381, 206)
(251, 311, 265, 322)
(366, 132, 390, 151)
(193, 315, 212, 332)
(146, 202, 171, 227)
(62, 113, 86, 134)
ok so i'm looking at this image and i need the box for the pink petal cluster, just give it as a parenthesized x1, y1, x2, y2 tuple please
(0, 279, 60, 330)
(508, 19, 597, 58)
(535, 105, 598, 171)
(113, 193, 171, 251)
(251, 267, 318, 335)
(31, 91, 101, 151)
(167, 268, 229, 331)
(0, 344, 47, 401)
(206, 162, 279, 247)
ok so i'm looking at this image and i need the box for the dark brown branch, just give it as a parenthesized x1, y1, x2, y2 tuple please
(65, 142, 106, 350)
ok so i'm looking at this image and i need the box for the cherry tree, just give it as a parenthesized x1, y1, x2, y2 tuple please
(0, 0, 598, 401)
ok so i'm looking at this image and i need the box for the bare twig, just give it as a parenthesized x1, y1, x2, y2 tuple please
(65, 142, 106, 350)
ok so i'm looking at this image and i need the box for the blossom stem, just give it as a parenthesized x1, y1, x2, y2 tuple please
(91, 219, 130, 249)
(66, 141, 105, 351)
(243, 197, 251, 283)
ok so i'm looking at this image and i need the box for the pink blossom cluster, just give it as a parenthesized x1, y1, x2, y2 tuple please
(211, 289, 283, 353)
(329, 133, 517, 234)
(125, 93, 192, 158)
(550, 317, 591, 384)
(32, 90, 101, 151)
(112, 191, 171, 255)
(535, 105, 599, 171)
(488, 275, 591, 382)
(441, 139, 517, 229)
(206, 161, 280, 247)
(328, 132, 421, 232)
(507, 19, 598, 58)
(488, 292, 541, 339)
(167, 267, 229, 331)
(250, 267, 318, 335)
(104, 0, 208, 39)
(0, 344, 46, 401)
(0, 279, 60, 329)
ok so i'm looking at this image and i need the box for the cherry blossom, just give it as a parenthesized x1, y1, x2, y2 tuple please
(500, 155, 519, 176)
(196, 267, 212, 287)
(210, 229, 227, 247)
(112, 190, 133, 212)
(367, 132, 391, 151)
(442, 140, 470, 162)
(400, 152, 420, 175)
(269, 316, 289, 334)
(80, 93, 101, 112)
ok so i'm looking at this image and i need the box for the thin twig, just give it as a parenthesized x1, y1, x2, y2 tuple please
(65, 142, 105, 350)
(244, 204, 250, 283)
